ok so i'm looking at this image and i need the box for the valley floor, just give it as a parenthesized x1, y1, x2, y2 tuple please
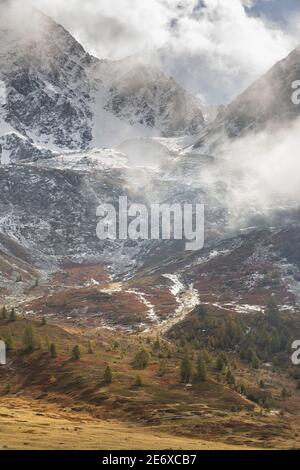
(0, 397, 254, 450)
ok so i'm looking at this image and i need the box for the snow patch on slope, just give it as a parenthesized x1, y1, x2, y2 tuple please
(36, 148, 129, 171)
(163, 273, 185, 297)
(158, 273, 200, 333)
(126, 288, 159, 323)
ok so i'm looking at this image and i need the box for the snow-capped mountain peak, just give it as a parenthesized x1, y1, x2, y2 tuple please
(0, 4, 205, 163)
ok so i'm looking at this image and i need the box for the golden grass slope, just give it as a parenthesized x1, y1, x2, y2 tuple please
(0, 397, 256, 450)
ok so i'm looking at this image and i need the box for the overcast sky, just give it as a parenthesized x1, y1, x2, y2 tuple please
(31, 0, 300, 104)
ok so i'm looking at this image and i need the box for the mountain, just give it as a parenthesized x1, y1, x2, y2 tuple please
(194, 46, 300, 149)
(0, 2, 299, 313)
(0, 4, 205, 162)
(0, 5, 93, 154)
(90, 56, 206, 139)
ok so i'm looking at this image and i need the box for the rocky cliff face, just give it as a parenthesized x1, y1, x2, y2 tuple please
(0, 6, 94, 153)
(91, 56, 205, 138)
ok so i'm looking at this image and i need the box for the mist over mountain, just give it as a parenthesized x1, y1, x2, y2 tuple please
(218, 45, 300, 135)
(0, 0, 300, 306)
(0, 1, 205, 163)
(194, 44, 300, 150)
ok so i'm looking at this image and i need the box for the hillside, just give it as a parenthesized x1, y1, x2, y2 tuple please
(0, 310, 299, 450)
(0, 397, 255, 450)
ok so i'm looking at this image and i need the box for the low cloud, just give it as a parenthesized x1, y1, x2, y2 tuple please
(200, 118, 300, 229)
(29, 0, 297, 103)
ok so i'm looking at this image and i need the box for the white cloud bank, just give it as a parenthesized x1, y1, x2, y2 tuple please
(199, 117, 300, 230)
(30, 0, 298, 103)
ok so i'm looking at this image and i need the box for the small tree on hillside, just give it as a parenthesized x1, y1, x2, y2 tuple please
(9, 308, 16, 322)
(180, 353, 192, 383)
(197, 304, 208, 321)
(246, 347, 260, 369)
(134, 374, 143, 387)
(23, 326, 39, 353)
(133, 348, 150, 369)
(49, 343, 57, 359)
(1, 306, 7, 320)
(216, 356, 226, 372)
(267, 298, 280, 326)
(251, 353, 260, 369)
(259, 379, 265, 389)
(5, 333, 15, 351)
(196, 354, 207, 382)
(71, 345, 81, 361)
(88, 340, 94, 354)
(104, 365, 112, 384)
(226, 369, 236, 385)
